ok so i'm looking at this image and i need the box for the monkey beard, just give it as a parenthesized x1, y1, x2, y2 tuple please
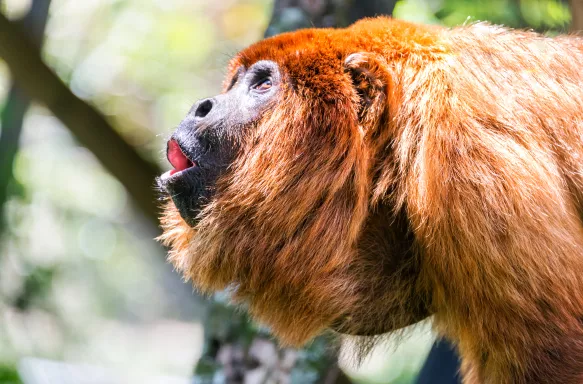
(158, 176, 367, 346)
(158, 99, 377, 346)
(159, 199, 361, 346)
(159, 198, 371, 346)
(159, 197, 429, 350)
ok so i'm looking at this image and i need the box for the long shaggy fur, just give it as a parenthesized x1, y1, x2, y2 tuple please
(160, 17, 583, 383)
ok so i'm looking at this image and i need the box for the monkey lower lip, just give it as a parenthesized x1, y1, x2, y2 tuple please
(160, 163, 198, 183)
(169, 162, 197, 176)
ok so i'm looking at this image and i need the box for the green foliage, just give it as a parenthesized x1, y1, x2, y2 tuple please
(395, 0, 571, 31)
(0, 364, 22, 384)
(520, 0, 571, 31)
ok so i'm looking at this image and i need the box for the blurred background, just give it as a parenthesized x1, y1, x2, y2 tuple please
(0, 0, 579, 383)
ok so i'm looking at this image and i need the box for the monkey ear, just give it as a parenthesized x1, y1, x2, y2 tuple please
(344, 53, 390, 123)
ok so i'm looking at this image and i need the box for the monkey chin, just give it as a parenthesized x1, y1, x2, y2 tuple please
(158, 200, 356, 345)
(159, 199, 429, 350)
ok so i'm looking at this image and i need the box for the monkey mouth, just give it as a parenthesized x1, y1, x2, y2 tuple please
(157, 136, 226, 227)
(161, 139, 198, 180)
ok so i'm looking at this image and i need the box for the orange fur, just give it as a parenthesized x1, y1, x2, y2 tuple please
(159, 17, 583, 383)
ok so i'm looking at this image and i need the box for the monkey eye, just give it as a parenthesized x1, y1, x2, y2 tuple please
(251, 78, 272, 93)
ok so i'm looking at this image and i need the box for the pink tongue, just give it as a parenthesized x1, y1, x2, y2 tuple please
(167, 140, 192, 173)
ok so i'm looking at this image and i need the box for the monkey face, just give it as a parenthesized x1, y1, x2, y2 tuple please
(157, 60, 282, 226)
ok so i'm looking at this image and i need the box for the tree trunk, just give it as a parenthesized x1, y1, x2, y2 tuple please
(571, 0, 583, 31)
(0, 0, 51, 230)
(265, 0, 397, 37)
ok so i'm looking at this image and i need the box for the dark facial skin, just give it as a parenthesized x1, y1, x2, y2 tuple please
(157, 60, 281, 226)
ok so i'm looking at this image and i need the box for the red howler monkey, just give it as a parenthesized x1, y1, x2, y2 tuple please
(157, 17, 583, 383)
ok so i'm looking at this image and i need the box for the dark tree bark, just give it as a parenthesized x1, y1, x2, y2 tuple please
(0, 0, 51, 230)
(415, 339, 462, 384)
(571, 0, 583, 31)
(0, 11, 162, 226)
(265, 0, 397, 37)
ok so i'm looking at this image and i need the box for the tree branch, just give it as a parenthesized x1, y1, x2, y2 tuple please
(0, 11, 162, 226)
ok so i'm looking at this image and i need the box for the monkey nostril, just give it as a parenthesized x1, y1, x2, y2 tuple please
(194, 99, 213, 118)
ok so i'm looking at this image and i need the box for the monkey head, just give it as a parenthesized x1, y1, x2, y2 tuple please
(157, 18, 432, 346)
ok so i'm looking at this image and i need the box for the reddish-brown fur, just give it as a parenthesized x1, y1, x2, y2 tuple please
(159, 17, 583, 383)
